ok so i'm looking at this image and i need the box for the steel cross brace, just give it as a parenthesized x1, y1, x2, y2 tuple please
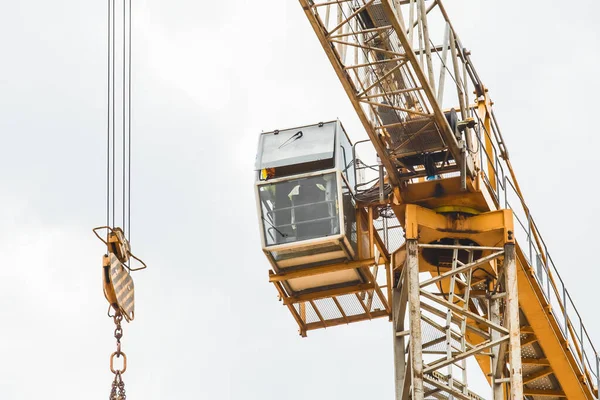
(393, 240, 522, 399)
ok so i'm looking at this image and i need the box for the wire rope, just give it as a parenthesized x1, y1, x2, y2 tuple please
(112, 0, 116, 228)
(128, 0, 132, 242)
(105, 0, 132, 240)
(122, 0, 126, 233)
(107, 0, 111, 230)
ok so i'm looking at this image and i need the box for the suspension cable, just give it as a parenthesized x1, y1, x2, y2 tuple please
(128, 0, 132, 243)
(112, 0, 116, 229)
(122, 0, 126, 233)
(106, 0, 111, 230)
(106, 0, 132, 239)
(104, 1, 136, 396)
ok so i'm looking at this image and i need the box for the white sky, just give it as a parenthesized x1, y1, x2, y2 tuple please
(1, 0, 599, 399)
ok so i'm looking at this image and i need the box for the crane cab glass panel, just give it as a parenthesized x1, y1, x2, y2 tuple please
(255, 121, 359, 293)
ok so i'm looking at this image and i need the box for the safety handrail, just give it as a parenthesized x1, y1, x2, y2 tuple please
(459, 101, 600, 395)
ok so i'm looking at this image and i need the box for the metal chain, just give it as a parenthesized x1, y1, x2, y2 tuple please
(114, 313, 123, 351)
(109, 311, 127, 400)
(109, 372, 126, 400)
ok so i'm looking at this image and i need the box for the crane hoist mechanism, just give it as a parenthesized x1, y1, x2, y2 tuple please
(254, 1, 600, 399)
(95, 0, 147, 398)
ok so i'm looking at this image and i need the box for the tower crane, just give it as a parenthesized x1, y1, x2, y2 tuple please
(253, 1, 600, 398)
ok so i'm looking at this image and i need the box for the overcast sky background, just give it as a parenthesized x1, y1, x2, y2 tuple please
(1, 0, 599, 399)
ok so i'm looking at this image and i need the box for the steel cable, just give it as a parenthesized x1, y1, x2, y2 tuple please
(128, 0, 132, 243)
(112, 0, 116, 228)
(122, 0, 126, 233)
(106, 0, 132, 239)
(107, 0, 111, 229)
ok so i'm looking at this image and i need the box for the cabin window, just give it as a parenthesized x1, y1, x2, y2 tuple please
(258, 173, 340, 246)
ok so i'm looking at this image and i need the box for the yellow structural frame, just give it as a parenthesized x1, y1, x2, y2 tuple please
(392, 194, 593, 399)
(395, 205, 515, 389)
(258, 1, 600, 397)
(267, 208, 391, 337)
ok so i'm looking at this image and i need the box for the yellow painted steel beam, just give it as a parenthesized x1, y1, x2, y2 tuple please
(283, 283, 375, 305)
(523, 367, 553, 385)
(521, 335, 538, 347)
(520, 326, 534, 334)
(358, 207, 391, 262)
(522, 358, 550, 366)
(476, 85, 496, 191)
(304, 309, 389, 332)
(268, 259, 375, 282)
(272, 280, 308, 337)
(515, 245, 592, 399)
(523, 389, 566, 398)
(402, 203, 514, 245)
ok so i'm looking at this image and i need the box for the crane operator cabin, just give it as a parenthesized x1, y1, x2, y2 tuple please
(254, 121, 364, 297)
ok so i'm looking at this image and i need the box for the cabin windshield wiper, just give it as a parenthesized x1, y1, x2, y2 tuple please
(278, 131, 303, 149)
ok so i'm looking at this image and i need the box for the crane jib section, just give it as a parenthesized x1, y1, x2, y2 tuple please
(300, 0, 471, 186)
(297, 0, 599, 398)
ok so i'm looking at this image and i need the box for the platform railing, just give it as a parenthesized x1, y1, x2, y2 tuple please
(350, 120, 599, 396)
(467, 103, 600, 396)
(353, 103, 599, 394)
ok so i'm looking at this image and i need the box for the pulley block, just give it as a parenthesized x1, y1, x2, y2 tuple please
(94, 226, 147, 322)
(108, 227, 130, 263)
(104, 252, 135, 321)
